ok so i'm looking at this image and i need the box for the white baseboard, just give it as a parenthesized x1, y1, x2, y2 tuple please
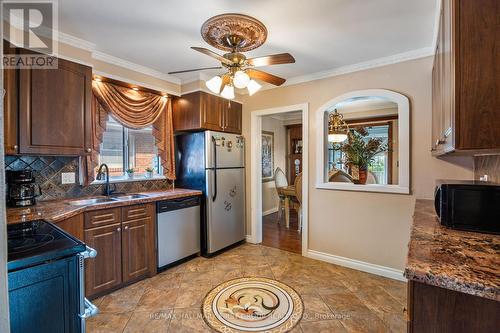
(306, 249, 406, 282)
(263, 207, 279, 216)
(245, 235, 258, 244)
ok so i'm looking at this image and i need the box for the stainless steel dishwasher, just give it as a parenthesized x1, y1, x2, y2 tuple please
(156, 196, 201, 271)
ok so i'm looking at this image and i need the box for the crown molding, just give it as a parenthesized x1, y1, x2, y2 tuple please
(262, 46, 434, 91)
(91, 51, 181, 85)
(57, 31, 96, 51)
(93, 70, 181, 96)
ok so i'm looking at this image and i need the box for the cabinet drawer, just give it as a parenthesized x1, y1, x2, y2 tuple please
(85, 208, 121, 229)
(122, 204, 152, 221)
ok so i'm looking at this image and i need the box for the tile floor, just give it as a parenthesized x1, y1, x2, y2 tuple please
(87, 243, 407, 333)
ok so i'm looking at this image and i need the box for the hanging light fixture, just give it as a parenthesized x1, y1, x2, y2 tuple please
(233, 70, 250, 89)
(205, 75, 223, 94)
(247, 79, 262, 96)
(220, 84, 235, 100)
(328, 109, 349, 142)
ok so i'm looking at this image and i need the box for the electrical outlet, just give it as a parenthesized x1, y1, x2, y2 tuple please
(61, 172, 76, 184)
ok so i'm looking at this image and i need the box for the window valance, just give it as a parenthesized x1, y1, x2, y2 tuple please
(84, 81, 175, 184)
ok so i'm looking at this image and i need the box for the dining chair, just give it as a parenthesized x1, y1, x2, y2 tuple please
(293, 172, 303, 232)
(273, 167, 288, 222)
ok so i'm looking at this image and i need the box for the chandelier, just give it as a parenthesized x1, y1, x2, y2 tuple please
(328, 109, 349, 142)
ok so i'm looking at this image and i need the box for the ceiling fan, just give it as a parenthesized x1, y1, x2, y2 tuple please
(168, 13, 295, 99)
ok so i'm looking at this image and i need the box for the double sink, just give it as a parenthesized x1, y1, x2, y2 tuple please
(66, 193, 149, 206)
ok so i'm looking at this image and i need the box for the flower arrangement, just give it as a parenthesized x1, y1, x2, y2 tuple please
(334, 127, 388, 184)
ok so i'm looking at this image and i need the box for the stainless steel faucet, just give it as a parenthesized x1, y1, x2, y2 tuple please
(96, 163, 114, 196)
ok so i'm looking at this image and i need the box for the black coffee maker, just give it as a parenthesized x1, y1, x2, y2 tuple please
(6, 170, 42, 207)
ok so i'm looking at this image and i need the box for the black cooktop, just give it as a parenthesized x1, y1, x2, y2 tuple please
(7, 220, 86, 272)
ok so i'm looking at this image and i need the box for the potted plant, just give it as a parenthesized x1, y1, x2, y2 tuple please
(145, 167, 154, 178)
(125, 168, 135, 179)
(335, 127, 388, 184)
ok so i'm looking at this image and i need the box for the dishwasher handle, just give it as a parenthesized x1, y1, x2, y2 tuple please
(157, 196, 200, 213)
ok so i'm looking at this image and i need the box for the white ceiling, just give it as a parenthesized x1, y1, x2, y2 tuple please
(57, 0, 437, 84)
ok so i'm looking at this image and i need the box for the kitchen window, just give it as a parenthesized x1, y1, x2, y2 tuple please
(97, 115, 162, 179)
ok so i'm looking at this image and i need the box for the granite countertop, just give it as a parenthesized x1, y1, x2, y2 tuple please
(404, 200, 500, 301)
(7, 188, 202, 225)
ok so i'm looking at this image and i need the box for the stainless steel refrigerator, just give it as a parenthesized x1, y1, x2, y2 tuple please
(175, 130, 245, 256)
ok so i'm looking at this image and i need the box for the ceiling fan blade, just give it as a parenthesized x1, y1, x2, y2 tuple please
(168, 66, 222, 74)
(247, 69, 286, 86)
(246, 53, 295, 67)
(191, 47, 233, 66)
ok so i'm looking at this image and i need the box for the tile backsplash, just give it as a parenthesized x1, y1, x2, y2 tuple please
(474, 155, 500, 184)
(5, 156, 172, 201)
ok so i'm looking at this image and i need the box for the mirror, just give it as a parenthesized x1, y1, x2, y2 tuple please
(316, 89, 410, 194)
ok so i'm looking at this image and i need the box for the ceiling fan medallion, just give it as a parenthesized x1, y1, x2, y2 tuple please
(169, 13, 295, 99)
(200, 13, 268, 52)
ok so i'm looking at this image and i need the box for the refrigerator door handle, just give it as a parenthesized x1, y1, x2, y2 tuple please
(211, 136, 217, 202)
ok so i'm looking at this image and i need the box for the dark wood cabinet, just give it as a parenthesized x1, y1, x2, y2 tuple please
(84, 204, 155, 298)
(122, 218, 151, 282)
(54, 214, 84, 241)
(2, 43, 93, 156)
(84, 223, 123, 297)
(121, 204, 155, 282)
(432, 0, 500, 155)
(18, 53, 92, 155)
(173, 91, 242, 134)
(407, 280, 500, 333)
(3, 40, 18, 155)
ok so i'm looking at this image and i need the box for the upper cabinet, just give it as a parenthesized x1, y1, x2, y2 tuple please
(432, 0, 500, 155)
(3, 45, 92, 156)
(173, 91, 242, 134)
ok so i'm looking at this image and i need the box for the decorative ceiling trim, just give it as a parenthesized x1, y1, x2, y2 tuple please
(256, 46, 434, 92)
(91, 51, 182, 85)
(93, 70, 181, 96)
(201, 13, 268, 52)
(58, 31, 96, 51)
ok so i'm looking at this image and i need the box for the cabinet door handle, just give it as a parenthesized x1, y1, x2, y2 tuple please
(124, 226, 129, 231)
(13, 144, 18, 150)
(116, 227, 121, 232)
(86, 148, 92, 153)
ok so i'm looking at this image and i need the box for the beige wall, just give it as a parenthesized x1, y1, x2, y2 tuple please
(242, 57, 473, 271)
(261, 116, 287, 214)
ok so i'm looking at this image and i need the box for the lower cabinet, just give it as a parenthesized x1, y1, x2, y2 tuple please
(53, 214, 84, 241)
(407, 280, 500, 333)
(84, 203, 156, 298)
(122, 205, 155, 283)
(85, 223, 123, 297)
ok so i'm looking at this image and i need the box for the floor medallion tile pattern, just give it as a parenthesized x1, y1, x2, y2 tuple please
(87, 243, 407, 332)
(202, 277, 303, 332)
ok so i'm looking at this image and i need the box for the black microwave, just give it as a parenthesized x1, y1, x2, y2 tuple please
(434, 180, 500, 234)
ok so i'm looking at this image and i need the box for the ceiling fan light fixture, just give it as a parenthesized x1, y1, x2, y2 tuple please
(206, 75, 223, 94)
(233, 70, 250, 89)
(220, 84, 235, 100)
(247, 79, 262, 96)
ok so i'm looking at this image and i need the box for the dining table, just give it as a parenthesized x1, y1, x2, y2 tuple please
(278, 185, 296, 228)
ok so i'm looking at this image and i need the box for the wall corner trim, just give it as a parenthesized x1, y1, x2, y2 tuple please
(306, 249, 406, 282)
